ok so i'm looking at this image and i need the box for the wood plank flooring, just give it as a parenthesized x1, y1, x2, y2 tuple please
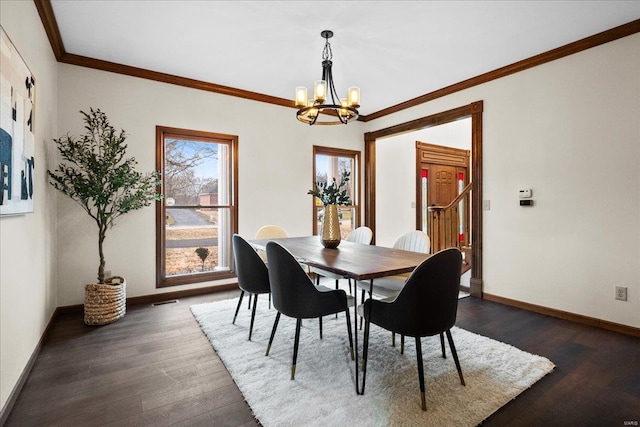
(5, 290, 639, 426)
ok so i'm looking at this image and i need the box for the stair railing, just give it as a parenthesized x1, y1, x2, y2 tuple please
(427, 182, 472, 255)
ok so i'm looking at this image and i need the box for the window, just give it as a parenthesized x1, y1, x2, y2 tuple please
(312, 146, 360, 238)
(156, 126, 238, 287)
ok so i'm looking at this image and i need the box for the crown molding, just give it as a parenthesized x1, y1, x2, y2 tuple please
(59, 52, 296, 108)
(361, 18, 640, 121)
(34, 0, 638, 122)
(34, 0, 65, 60)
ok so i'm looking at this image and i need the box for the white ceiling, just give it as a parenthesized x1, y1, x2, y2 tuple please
(50, 1, 640, 116)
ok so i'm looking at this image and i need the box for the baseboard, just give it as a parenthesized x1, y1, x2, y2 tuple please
(483, 293, 640, 338)
(127, 283, 239, 306)
(0, 307, 60, 427)
(56, 282, 240, 314)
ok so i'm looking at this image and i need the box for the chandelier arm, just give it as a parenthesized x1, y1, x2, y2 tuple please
(327, 64, 340, 107)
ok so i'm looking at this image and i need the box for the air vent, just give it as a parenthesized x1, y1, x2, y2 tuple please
(152, 299, 179, 307)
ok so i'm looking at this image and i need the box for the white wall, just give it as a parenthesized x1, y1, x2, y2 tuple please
(56, 65, 365, 305)
(0, 1, 58, 412)
(375, 120, 471, 247)
(367, 34, 640, 328)
(1, 7, 638, 416)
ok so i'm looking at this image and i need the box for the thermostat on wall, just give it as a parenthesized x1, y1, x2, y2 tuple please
(519, 189, 532, 198)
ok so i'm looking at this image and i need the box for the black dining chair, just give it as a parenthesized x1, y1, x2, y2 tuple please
(232, 234, 271, 341)
(265, 241, 354, 380)
(360, 247, 465, 411)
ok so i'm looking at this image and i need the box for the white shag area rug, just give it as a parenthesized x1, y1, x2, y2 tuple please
(191, 297, 554, 427)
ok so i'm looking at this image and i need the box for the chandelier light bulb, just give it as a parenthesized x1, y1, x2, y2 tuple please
(348, 86, 360, 107)
(339, 98, 349, 118)
(314, 80, 327, 103)
(295, 86, 308, 108)
(308, 104, 318, 119)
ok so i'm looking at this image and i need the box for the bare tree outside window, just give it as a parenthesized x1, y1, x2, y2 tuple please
(164, 139, 218, 205)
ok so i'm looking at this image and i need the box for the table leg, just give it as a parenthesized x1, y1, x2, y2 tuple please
(354, 278, 374, 395)
(353, 286, 359, 394)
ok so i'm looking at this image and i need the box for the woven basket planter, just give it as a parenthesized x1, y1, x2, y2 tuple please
(84, 276, 126, 325)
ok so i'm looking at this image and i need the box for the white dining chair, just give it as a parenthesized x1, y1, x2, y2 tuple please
(255, 225, 289, 239)
(254, 225, 290, 262)
(356, 230, 430, 299)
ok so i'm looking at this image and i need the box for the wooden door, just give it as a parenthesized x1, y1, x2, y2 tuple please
(430, 164, 458, 206)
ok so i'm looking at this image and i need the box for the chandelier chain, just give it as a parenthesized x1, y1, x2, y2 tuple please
(322, 39, 333, 61)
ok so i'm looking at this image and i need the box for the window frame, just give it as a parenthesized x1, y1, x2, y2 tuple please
(155, 126, 238, 288)
(311, 146, 361, 236)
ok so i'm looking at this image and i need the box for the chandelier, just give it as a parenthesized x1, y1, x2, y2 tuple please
(294, 30, 360, 125)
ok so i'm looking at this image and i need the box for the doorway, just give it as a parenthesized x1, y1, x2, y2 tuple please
(416, 141, 470, 238)
(364, 101, 483, 297)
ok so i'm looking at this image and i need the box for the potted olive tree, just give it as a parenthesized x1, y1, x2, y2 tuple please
(48, 108, 161, 325)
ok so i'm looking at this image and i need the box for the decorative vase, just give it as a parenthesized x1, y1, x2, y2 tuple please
(321, 204, 341, 248)
(84, 276, 126, 325)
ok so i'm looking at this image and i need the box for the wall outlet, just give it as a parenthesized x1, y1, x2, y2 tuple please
(483, 200, 491, 211)
(104, 270, 112, 279)
(615, 286, 627, 301)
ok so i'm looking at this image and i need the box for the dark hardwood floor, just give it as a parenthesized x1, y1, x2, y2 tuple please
(5, 290, 639, 426)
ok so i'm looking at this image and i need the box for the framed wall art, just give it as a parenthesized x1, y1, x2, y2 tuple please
(0, 26, 36, 216)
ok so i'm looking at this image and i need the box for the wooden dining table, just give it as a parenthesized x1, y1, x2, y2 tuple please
(249, 235, 431, 394)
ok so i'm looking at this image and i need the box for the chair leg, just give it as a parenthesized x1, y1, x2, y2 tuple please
(440, 332, 446, 358)
(348, 278, 352, 295)
(292, 318, 302, 380)
(335, 280, 340, 319)
(233, 291, 245, 324)
(249, 294, 258, 341)
(319, 316, 323, 339)
(269, 293, 271, 310)
(265, 312, 281, 356)
(401, 334, 405, 355)
(247, 292, 252, 309)
(392, 332, 396, 347)
(344, 307, 354, 360)
(415, 337, 427, 411)
(445, 330, 465, 386)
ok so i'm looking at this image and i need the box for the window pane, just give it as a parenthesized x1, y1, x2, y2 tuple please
(157, 127, 237, 287)
(165, 207, 231, 277)
(314, 154, 355, 202)
(421, 168, 428, 234)
(312, 147, 360, 237)
(164, 139, 222, 206)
